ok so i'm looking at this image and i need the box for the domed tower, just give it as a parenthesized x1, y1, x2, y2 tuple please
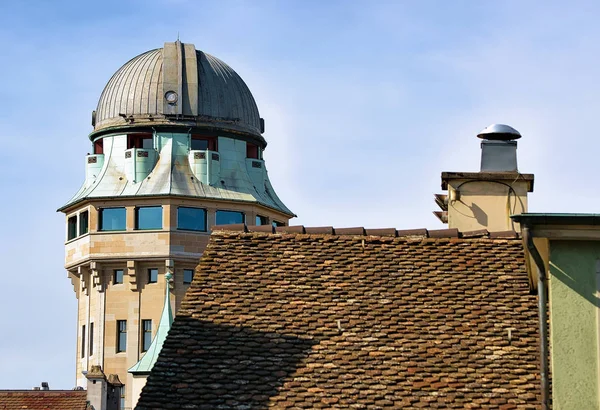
(59, 41, 294, 407)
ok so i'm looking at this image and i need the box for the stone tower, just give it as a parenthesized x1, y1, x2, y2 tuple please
(59, 41, 294, 409)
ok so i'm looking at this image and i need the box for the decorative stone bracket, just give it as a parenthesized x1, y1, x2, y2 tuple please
(90, 261, 104, 292)
(127, 260, 138, 291)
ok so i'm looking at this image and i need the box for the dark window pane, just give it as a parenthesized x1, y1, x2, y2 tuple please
(81, 325, 86, 358)
(100, 208, 126, 231)
(255, 215, 268, 226)
(148, 268, 158, 284)
(117, 320, 127, 352)
(191, 139, 208, 150)
(128, 133, 152, 149)
(89, 323, 94, 356)
(135, 206, 162, 230)
(247, 143, 259, 159)
(216, 210, 244, 226)
(272, 220, 285, 228)
(183, 269, 194, 284)
(114, 270, 123, 285)
(120, 385, 125, 409)
(177, 207, 206, 231)
(79, 211, 89, 236)
(142, 319, 152, 352)
(68, 216, 77, 240)
(93, 139, 104, 155)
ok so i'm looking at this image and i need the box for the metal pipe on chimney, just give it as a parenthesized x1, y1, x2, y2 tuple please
(522, 226, 550, 410)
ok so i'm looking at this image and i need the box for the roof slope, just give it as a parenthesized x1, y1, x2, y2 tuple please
(0, 390, 88, 410)
(137, 231, 541, 409)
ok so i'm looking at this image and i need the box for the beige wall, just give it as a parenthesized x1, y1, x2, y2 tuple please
(445, 179, 529, 232)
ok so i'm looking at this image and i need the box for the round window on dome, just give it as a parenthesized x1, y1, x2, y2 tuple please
(164, 91, 178, 104)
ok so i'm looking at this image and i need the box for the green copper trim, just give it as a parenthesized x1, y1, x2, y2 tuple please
(128, 273, 174, 374)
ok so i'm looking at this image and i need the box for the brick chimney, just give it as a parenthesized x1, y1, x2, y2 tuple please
(434, 124, 534, 232)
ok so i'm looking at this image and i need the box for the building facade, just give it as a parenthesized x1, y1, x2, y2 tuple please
(59, 41, 294, 409)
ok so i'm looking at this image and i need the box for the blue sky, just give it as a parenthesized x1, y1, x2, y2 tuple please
(1, 0, 599, 389)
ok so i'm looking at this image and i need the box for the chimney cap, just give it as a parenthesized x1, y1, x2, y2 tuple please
(477, 124, 521, 140)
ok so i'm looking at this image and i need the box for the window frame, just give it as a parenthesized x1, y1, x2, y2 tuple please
(215, 210, 245, 226)
(183, 269, 194, 284)
(116, 320, 127, 353)
(99, 207, 126, 232)
(67, 215, 77, 241)
(81, 324, 86, 359)
(191, 135, 217, 151)
(127, 133, 153, 150)
(141, 319, 152, 352)
(79, 211, 89, 236)
(134, 206, 163, 230)
(177, 207, 207, 232)
(93, 139, 104, 155)
(89, 323, 94, 356)
(114, 269, 124, 285)
(246, 142, 259, 159)
(120, 385, 126, 410)
(255, 215, 268, 226)
(148, 268, 158, 284)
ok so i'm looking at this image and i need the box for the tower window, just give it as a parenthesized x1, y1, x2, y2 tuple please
(183, 269, 194, 284)
(127, 133, 153, 149)
(120, 385, 126, 410)
(81, 325, 86, 359)
(93, 139, 104, 155)
(255, 215, 268, 226)
(99, 208, 126, 231)
(272, 220, 286, 228)
(148, 268, 158, 284)
(246, 143, 259, 159)
(79, 211, 89, 236)
(114, 269, 124, 285)
(135, 206, 162, 230)
(141, 319, 152, 352)
(89, 323, 94, 356)
(67, 216, 77, 240)
(216, 210, 244, 226)
(116, 320, 127, 353)
(177, 207, 207, 231)
(191, 135, 216, 151)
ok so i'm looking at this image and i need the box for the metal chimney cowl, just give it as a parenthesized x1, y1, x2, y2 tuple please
(477, 124, 521, 172)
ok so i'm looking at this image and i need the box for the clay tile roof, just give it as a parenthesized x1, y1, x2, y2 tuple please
(211, 224, 519, 240)
(137, 230, 540, 409)
(0, 390, 88, 410)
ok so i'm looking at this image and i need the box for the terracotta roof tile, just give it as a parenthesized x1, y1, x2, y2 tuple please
(246, 224, 274, 233)
(0, 391, 88, 410)
(304, 226, 335, 235)
(365, 228, 397, 237)
(137, 231, 540, 409)
(335, 227, 366, 236)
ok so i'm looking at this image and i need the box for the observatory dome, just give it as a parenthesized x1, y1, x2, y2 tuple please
(91, 41, 264, 144)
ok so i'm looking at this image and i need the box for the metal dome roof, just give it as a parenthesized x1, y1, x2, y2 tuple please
(91, 41, 264, 143)
(476, 124, 522, 140)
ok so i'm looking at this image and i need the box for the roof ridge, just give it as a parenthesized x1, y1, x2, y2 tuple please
(211, 223, 520, 239)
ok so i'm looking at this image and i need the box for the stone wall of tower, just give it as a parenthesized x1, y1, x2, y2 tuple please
(65, 199, 291, 408)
